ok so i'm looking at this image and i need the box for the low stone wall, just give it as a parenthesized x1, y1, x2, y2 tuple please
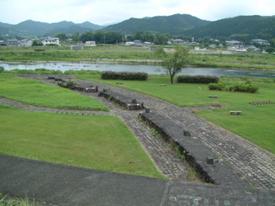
(98, 89, 144, 110)
(140, 111, 245, 187)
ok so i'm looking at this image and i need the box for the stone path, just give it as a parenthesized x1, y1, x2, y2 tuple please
(15, 75, 275, 189)
(0, 96, 111, 116)
(83, 91, 194, 181)
(78, 79, 275, 191)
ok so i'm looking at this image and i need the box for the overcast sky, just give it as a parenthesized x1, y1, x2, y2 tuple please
(0, 0, 274, 25)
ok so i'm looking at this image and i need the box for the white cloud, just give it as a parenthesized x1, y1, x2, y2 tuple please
(0, 0, 274, 24)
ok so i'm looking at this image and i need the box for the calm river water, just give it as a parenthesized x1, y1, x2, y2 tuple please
(1, 61, 275, 78)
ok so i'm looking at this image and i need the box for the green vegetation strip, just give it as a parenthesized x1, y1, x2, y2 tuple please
(0, 73, 107, 111)
(78, 73, 275, 153)
(0, 106, 162, 178)
(0, 194, 36, 206)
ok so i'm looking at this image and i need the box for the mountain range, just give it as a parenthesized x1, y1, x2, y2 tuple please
(0, 20, 103, 37)
(0, 14, 275, 40)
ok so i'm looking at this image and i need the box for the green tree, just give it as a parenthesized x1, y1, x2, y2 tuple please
(55, 33, 67, 41)
(32, 40, 43, 46)
(162, 46, 190, 84)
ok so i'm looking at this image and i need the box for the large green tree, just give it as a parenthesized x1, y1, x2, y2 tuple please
(162, 47, 190, 84)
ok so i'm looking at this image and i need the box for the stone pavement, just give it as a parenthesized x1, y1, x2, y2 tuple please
(0, 155, 274, 206)
(79, 79, 275, 191)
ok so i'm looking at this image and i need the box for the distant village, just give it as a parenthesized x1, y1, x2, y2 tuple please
(0, 36, 273, 54)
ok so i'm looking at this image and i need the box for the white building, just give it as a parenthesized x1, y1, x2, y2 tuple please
(251, 39, 270, 46)
(85, 41, 96, 47)
(0, 40, 6, 46)
(42, 37, 60, 46)
(225, 40, 242, 47)
(19, 39, 33, 47)
(171, 39, 184, 44)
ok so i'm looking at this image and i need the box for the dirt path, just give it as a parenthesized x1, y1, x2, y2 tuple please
(0, 96, 111, 116)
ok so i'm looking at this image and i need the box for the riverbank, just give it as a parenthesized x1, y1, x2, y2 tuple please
(1, 61, 275, 78)
(0, 45, 274, 70)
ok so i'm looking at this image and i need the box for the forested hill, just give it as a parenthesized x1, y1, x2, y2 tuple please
(104, 14, 210, 35)
(183, 15, 275, 41)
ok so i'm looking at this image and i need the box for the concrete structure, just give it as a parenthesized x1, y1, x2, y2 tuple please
(42, 37, 60, 46)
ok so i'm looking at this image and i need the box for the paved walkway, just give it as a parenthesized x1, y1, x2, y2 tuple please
(0, 155, 273, 206)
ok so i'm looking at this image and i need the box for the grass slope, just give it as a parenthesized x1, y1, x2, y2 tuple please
(0, 106, 162, 178)
(79, 73, 275, 153)
(0, 73, 106, 110)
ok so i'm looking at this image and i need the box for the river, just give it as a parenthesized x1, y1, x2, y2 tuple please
(1, 61, 275, 78)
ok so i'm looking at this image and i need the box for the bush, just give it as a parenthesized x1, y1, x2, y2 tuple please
(177, 75, 219, 84)
(0, 66, 4, 73)
(229, 82, 258, 93)
(209, 82, 225, 91)
(101, 71, 148, 81)
(209, 81, 258, 93)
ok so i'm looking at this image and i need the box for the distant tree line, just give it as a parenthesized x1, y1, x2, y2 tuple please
(126, 32, 170, 45)
(54, 31, 170, 45)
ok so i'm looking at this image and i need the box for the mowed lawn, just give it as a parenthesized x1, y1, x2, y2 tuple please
(0, 106, 162, 178)
(80, 74, 275, 153)
(0, 73, 106, 111)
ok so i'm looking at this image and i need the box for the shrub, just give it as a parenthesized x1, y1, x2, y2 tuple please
(0, 66, 4, 73)
(101, 71, 148, 81)
(209, 82, 226, 91)
(209, 81, 258, 93)
(177, 75, 219, 84)
(229, 82, 258, 93)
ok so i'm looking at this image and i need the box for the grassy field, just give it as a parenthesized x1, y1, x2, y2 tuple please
(192, 53, 275, 70)
(0, 73, 107, 110)
(77, 73, 275, 153)
(0, 45, 157, 62)
(0, 105, 163, 178)
(0, 45, 275, 70)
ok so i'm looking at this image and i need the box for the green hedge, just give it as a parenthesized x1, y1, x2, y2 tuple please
(0, 67, 4, 73)
(209, 82, 225, 91)
(229, 83, 258, 93)
(101, 71, 148, 81)
(209, 81, 258, 93)
(177, 75, 219, 84)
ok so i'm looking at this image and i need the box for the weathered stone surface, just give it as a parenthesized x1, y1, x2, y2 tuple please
(162, 181, 275, 206)
(98, 89, 144, 110)
(140, 111, 247, 188)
